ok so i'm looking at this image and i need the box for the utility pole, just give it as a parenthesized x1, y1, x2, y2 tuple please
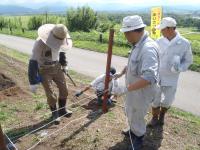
(45, 11, 48, 24)
(102, 29, 114, 113)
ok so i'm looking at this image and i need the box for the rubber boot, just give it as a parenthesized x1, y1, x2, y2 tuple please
(128, 133, 144, 150)
(50, 105, 60, 125)
(159, 107, 168, 125)
(147, 107, 160, 127)
(58, 99, 72, 117)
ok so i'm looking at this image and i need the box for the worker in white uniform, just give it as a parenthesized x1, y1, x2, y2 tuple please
(75, 67, 119, 105)
(148, 17, 193, 127)
(113, 15, 160, 150)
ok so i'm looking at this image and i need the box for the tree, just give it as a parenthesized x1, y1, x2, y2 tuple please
(28, 16, 43, 30)
(0, 17, 6, 31)
(195, 19, 200, 31)
(66, 6, 97, 32)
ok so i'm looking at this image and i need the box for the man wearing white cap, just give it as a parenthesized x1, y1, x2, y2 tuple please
(28, 24, 73, 124)
(148, 17, 193, 127)
(113, 15, 159, 150)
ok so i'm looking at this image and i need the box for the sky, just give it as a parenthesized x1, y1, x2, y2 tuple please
(0, 0, 200, 6)
(1, 0, 200, 7)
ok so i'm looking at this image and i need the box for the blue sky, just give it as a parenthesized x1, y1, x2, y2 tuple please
(1, 0, 200, 7)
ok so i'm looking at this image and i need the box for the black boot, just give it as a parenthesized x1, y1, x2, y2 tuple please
(126, 130, 144, 150)
(132, 135, 144, 150)
(50, 105, 60, 125)
(128, 133, 144, 150)
(58, 99, 72, 117)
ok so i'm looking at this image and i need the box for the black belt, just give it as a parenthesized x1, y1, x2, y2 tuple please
(43, 61, 58, 65)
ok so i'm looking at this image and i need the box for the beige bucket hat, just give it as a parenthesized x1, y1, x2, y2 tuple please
(38, 24, 72, 52)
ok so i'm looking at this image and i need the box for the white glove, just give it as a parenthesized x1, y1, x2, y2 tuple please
(113, 72, 122, 79)
(30, 84, 38, 94)
(112, 86, 128, 96)
(63, 66, 69, 74)
(171, 55, 181, 73)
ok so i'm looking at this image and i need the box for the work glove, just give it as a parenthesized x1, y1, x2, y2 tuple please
(113, 72, 122, 79)
(75, 91, 83, 97)
(30, 84, 38, 94)
(62, 66, 69, 74)
(112, 86, 128, 96)
(171, 55, 181, 73)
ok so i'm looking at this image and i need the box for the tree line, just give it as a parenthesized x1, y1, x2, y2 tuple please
(0, 6, 200, 33)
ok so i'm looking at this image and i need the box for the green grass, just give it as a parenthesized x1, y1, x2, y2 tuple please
(34, 102, 46, 111)
(169, 107, 200, 126)
(0, 28, 37, 39)
(0, 102, 16, 123)
(73, 40, 130, 57)
(0, 45, 29, 64)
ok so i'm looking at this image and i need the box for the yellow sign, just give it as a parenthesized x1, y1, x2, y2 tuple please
(151, 7, 162, 39)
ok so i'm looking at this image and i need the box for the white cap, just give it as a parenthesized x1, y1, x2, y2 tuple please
(156, 17, 177, 30)
(120, 15, 146, 33)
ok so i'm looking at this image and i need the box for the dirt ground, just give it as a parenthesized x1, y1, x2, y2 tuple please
(0, 52, 200, 150)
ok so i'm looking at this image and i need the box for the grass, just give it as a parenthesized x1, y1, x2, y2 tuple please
(169, 107, 200, 126)
(0, 28, 37, 39)
(0, 102, 16, 123)
(74, 40, 130, 57)
(0, 45, 29, 64)
(34, 102, 46, 111)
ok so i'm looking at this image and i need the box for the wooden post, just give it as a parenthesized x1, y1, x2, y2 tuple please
(99, 33, 103, 43)
(102, 29, 114, 113)
(0, 124, 7, 150)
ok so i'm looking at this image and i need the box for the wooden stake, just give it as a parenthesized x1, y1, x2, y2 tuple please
(102, 29, 114, 113)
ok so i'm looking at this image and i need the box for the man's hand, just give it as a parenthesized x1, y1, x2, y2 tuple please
(114, 66, 127, 79)
(75, 91, 83, 97)
(30, 84, 38, 94)
(112, 86, 128, 96)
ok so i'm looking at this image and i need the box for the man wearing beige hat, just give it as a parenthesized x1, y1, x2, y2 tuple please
(148, 17, 193, 127)
(28, 24, 73, 124)
(113, 15, 159, 150)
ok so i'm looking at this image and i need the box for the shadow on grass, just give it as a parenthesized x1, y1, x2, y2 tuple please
(108, 125, 164, 150)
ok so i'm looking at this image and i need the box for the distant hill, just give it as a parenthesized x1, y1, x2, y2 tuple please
(0, 5, 34, 14)
(0, 5, 68, 15)
(0, 4, 199, 15)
